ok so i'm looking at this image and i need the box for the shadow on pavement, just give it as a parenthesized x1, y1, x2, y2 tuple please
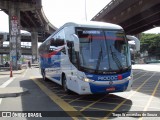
(20, 78, 72, 120)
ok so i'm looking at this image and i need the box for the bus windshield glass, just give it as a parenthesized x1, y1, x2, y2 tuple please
(76, 28, 131, 73)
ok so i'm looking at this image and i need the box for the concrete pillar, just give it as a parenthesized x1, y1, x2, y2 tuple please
(31, 31, 38, 64)
(0, 39, 3, 64)
(0, 55, 3, 65)
(8, 1, 21, 70)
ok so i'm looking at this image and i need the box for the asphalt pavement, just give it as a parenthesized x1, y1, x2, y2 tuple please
(0, 68, 72, 120)
(0, 63, 160, 120)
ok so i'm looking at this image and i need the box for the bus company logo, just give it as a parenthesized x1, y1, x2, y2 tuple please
(2, 112, 11, 117)
(98, 76, 117, 81)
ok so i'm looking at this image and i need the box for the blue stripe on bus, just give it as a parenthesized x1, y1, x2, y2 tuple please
(89, 80, 129, 94)
(85, 70, 131, 81)
(52, 77, 61, 81)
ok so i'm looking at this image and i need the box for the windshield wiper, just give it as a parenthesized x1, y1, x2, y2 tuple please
(95, 45, 103, 72)
(110, 46, 123, 70)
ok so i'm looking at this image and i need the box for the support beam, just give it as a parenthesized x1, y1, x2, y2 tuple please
(0, 0, 41, 11)
(0, 40, 3, 64)
(0, 38, 3, 46)
(9, 1, 21, 70)
(23, 11, 37, 28)
(31, 31, 38, 64)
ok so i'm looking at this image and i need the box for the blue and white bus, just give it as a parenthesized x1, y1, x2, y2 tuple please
(38, 21, 133, 95)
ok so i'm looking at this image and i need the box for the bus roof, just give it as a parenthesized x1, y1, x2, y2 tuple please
(43, 21, 124, 44)
(60, 21, 123, 30)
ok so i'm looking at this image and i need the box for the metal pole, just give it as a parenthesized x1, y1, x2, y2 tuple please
(85, 0, 87, 21)
(10, 60, 13, 77)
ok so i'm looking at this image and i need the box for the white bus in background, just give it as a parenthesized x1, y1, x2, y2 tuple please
(38, 21, 133, 95)
(127, 35, 140, 53)
(126, 35, 140, 64)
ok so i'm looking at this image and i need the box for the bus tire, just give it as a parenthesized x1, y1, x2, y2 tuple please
(62, 75, 70, 93)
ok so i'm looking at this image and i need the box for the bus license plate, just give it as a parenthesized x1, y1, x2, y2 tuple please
(106, 87, 115, 91)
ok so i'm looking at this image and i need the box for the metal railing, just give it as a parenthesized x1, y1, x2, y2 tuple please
(0, 44, 32, 48)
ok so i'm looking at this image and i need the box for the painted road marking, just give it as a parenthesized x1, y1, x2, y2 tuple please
(0, 98, 2, 104)
(102, 72, 156, 119)
(31, 76, 86, 120)
(133, 71, 148, 82)
(139, 79, 160, 120)
(68, 96, 84, 104)
(0, 76, 9, 79)
(133, 70, 144, 76)
(0, 77, 15, 88)
(0, 77, 16, 105)
(30, 70, 158, 119)
(65, 98, 147, 109)
(80, 95, 107, 111)
(22, 68, 28, 78)
(74, 105, 112, 111)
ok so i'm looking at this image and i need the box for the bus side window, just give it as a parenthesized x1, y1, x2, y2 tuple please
(42, 41, 50, 54)
(56, 31, 66, 54)
(49, 31, 66, 54)
(67, 41, 77, 66)
(49, 37, 56, 52)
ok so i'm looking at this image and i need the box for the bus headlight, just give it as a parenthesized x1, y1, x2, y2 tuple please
(83, 78, 94, 82)
(76, 73, 94, 82)
(127, 76, 132, 80)
(77, 75, 94, 82)
(84, 78, 90, 82)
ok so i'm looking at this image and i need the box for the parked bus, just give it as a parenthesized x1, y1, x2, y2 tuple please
(38, 21, 133, 95)
(127, 35, 140, 64)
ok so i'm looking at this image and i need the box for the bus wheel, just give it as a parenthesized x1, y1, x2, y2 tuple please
(62, 75, 69, 93)
(42, 69, 46, 81)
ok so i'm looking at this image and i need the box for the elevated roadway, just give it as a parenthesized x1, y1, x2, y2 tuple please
(91, 0, 160, 34)
(0, 44, 32, 55)
(0, 32, 44, 42)
(0, 0, 57, 36)
(0, 0, 57, 68)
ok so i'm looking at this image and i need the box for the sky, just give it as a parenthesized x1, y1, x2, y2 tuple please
(0, 0, 160, 33)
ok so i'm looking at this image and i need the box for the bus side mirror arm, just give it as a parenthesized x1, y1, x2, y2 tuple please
(72, 34, 80, 51)
(126, 35, 140, 52)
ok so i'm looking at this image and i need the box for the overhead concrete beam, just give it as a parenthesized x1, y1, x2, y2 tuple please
(18, 3, 41, 11)
(0, 0, 56, 41)
(0, 0, 42, 11)
(35, 10, 44, 26)
(23, 11, 37, 27)
(40, 8, 57, 33)
(110, 0, 160, 24)
(0, 1, 9, 10)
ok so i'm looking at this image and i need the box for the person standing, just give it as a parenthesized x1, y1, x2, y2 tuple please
(28, 61, 31, 68)
(5, 62, 10, 67)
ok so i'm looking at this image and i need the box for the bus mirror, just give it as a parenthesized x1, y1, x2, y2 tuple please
(126, 35, 140, 52)
(67, 41, 73, 47)
(72, 34, 79, 51)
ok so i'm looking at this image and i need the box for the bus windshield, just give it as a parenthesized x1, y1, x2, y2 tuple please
(76, 28, 131, 74)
